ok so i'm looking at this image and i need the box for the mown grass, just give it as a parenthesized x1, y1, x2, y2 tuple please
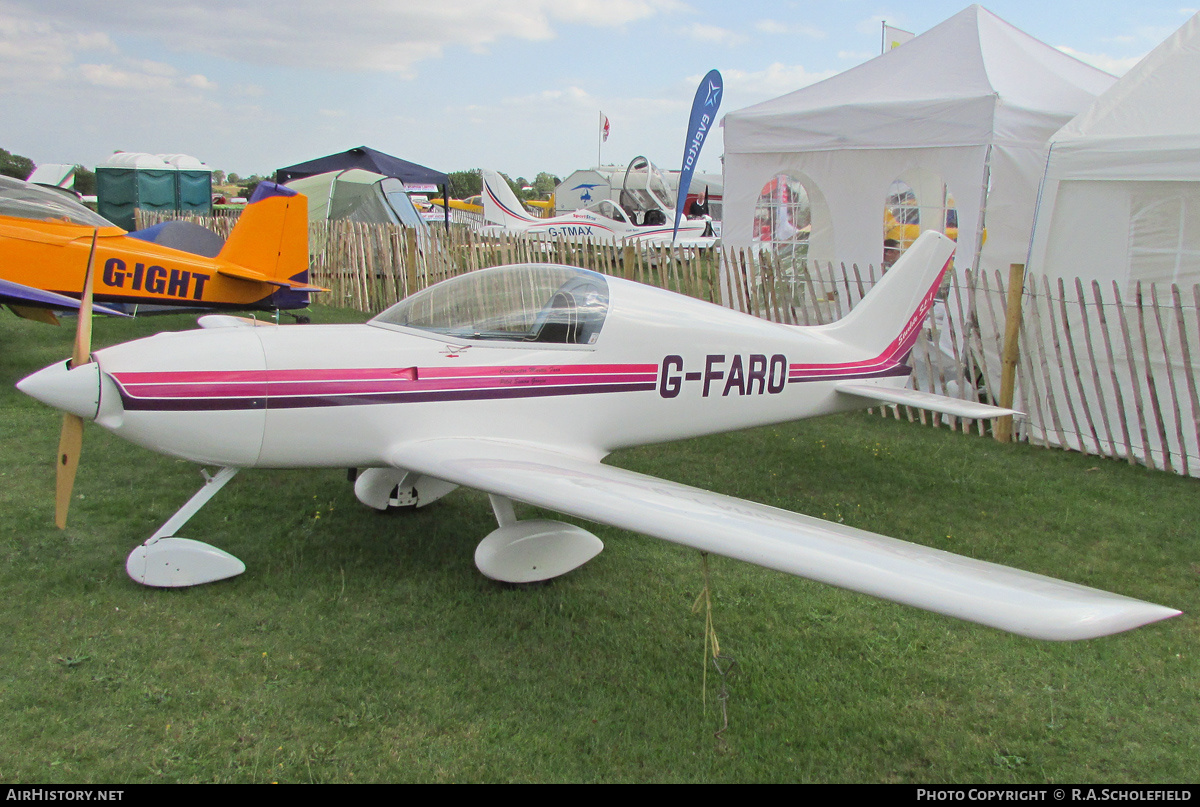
(1, 306, 1196, 783)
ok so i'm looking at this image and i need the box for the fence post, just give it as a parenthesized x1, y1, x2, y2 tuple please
(404, 226, 419, 297)
(995, 263, 1026, 443)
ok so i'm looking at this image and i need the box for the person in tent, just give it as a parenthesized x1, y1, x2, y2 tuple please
(883, 238, 902, 268)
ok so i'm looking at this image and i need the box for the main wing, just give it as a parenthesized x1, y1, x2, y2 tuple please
(388, 438, 1179, 641)
(0, 277, 129, 320)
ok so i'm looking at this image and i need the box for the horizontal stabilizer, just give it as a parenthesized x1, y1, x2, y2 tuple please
(216, 265, 326, 292)
(835, 382, 1020, 419)
(388, 438, 1179, 641)
(217, 264, 269, 283)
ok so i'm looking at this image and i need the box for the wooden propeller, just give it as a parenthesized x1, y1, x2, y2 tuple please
(55, 229, 98, 529)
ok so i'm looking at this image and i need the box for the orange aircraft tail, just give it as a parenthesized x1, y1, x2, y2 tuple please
(216, 183, 323, 304)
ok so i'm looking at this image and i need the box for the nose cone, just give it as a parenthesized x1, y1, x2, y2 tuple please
(17, 360, 101, 420)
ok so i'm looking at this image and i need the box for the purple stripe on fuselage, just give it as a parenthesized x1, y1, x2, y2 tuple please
(788, 365, 910, 383)
(118, 381, 659, 411)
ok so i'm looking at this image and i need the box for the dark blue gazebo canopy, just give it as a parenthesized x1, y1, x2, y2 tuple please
(276, 146, 448, 188)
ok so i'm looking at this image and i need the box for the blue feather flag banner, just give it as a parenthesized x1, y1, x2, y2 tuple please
(673, 69, 722, 243)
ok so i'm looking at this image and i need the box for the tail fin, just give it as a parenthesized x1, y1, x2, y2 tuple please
(216, 182, 322, 306)
(219, 182, 309, 283)
(825, 232, 1020, 420)
(822, 231, 955, 359)
(481, 170, 536, 226)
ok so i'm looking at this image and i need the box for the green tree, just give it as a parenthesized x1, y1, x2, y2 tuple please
(72, 165, 96, 196)
(239, 175, 263, 199)
(0, 148, 35, 180)
(448, 169, 481, 199)
(532, 172, 559, 198)
(500, 173, 529, 201)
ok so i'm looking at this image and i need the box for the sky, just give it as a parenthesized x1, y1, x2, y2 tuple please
(1, 0, 1195, 183)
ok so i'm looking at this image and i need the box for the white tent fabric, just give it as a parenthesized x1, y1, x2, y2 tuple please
(284, 168, 424, 227)
(1023, 13, 1200, 474)
(1029, 12, 1200, 291)
(722, 5, 1113, 287)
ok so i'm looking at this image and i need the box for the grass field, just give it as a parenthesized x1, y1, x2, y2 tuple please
(1, 306, 1196, 783)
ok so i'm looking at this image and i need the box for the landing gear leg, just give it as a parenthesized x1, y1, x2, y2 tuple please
(473, 494, 604, 583)
(125, 467, 245, 587)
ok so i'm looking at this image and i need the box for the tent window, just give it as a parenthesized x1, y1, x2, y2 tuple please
(753, 174, 810, 257)
(1129, 186, 1200, 288)
(884, 177, 958, 267)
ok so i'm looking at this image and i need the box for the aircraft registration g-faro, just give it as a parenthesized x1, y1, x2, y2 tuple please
(17, 232, 1180, 641)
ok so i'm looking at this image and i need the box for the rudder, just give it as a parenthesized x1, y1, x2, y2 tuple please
(820, 231, 955, 360)
(218, 182, 309, 285)
(481, 170, 535, 226)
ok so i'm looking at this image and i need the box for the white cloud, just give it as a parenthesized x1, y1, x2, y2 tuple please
(721, 62, 837, 106)
(78, 59, 216, 92)
(548, 0, 688, 28)
(753, 19, 825, 39)
(6, 0, 686, 76)
(183, 74, 217, 90)
(0, 6, 115, 82)
(682, 22, 747, 46)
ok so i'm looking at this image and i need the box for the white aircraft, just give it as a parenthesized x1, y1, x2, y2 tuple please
(17, 233, 1179, 640)
(480, 158, 716, 247)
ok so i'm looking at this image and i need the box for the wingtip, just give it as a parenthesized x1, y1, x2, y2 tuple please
(1029, 603, 1182, 642)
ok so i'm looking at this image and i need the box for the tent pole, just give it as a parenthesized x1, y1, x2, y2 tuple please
(970, 144, 992, 284)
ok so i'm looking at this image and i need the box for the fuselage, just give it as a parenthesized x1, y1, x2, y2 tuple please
(483, 207, 714, 246)
(1, 181, 313, 312)
(0, 217, 278, 307)
(82, 271, 906, 469)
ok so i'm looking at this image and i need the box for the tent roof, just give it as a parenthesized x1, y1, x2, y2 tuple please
(1053, 12, 1200, 145)
(724, 4, 1114, 152)
(276, 146, 448, 187)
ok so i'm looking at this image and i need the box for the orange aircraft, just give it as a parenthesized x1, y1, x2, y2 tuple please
(0, 175, 322, 324)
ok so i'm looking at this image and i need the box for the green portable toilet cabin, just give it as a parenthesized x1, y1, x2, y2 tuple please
(96, 152, 213, 230)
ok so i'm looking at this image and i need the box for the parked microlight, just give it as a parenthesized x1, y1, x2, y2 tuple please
(17, 232, 1179, 640)
(480, 157, 715, 247)
(0, 177, 322, 324)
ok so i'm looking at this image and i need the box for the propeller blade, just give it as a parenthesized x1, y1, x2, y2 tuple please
(55, 414, 83, 529)
(72, 230, 99, 369)
(55, 229, 99, 528)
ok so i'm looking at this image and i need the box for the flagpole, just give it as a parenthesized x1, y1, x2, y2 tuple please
(598, 111, 602, 166)
(881, 21, 886, 55)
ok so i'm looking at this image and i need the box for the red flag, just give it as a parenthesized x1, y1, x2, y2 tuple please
(602, 115, 610, 142)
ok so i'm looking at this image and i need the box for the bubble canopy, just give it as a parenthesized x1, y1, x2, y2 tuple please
(370, 264, 610, 345)
(0, 175, 115, 228)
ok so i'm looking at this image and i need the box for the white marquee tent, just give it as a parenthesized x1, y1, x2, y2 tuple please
(722, 4, 1114, 285)
(1021, 12, 1200, 474)
(1028, 13, 1200, 293)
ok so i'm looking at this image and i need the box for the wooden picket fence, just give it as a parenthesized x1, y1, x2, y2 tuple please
(987, 273, 1200, 476)
(135, 211, 1200, 478)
